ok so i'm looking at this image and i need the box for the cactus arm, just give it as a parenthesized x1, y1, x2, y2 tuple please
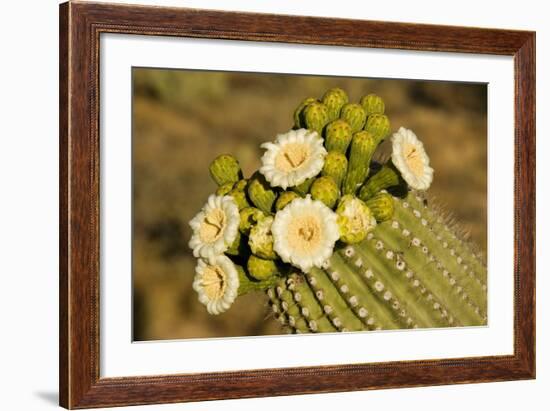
(351, 236, 454, 328)
(285, 274, 337, 332)
(306, 267, 365, 331)
(374, 218, 485, 326)
(392, 197, 487, 316)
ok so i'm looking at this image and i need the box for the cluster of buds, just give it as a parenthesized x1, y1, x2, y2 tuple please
(188, 88, 434, 315)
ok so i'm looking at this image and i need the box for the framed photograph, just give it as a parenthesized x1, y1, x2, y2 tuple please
(59, 1, 535, 408)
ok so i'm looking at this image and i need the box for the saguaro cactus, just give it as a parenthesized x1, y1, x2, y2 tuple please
(188, 88, 487, 334)
(267, 192, 487, 333)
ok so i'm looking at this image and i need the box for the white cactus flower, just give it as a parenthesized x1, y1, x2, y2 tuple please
(259, 129, 327, 189)
(193, 255, 240, 315)
(188, 195, 240, 259)
(272, 196, 340, 272)
(391, 127, 434, 190)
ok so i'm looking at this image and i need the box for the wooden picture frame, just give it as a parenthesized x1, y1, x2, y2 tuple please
(59, 1, 535, 408)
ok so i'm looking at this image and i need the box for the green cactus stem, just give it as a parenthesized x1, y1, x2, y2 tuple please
(321, 151, 348, 189)
(342, 131, 377, 195)
(324, 120, 353, 154)
(275, 191, 300, 211)
(272, 275, 337, 333)
(309, 176, 339, 208)
(360, 94, 385, 116)
(238, 265, 279, 295)
(304, 267, 365, 331)
(391, 194, 487, 315)
(340, 103, 367, 133)
(247, 172, 277, 214)
(364, 114, 391, 145)
(266, 192, 487, 334)
(209, 154, 242, 186)
(303, 102, 330, 135)
(247, 255, 279, 281)
(365, 192, 395, 222)
(358, 164, 403, 201)
(322, 88, 349, 122)
(275, 280, 312, 333)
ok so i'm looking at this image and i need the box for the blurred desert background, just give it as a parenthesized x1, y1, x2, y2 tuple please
(132, 68, 487, 341)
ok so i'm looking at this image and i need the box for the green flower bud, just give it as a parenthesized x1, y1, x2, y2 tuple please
(310, 176, 339, 209)
(292, 177, 314, 196)
(340, 103, 367, 133)
(342, 131, 377, 195)
(248, 216, 277, 259)
(303, 102, 330, 135)
(364, 114, 391, 145)
(275, 191, 300, 211)
(360, 94, 385, 116)
(321, 151, 348, 189)
(209, 154, 242, 186)
(324, 119, 353, 154)
(293, 97, 317, 129)
(239, 207, 265, 236)
(358, 164, 402, 201)
(336, 195, 377, 244)
(234, 179, 248, 191)
(216, 182, 234, 196)
(247, 172, 277, 214)
(247, 255, 279, 281)
(366, 192, 395, 222)
(321, 88, 349, 122)
(226, 230, 248, 256)
(228, 183, 251, 210)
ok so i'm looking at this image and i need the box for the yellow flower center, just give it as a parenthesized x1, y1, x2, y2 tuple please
(287, 214, 322, 254)
(199, 208, 226, 243)
(201, 264, 227, 300)
(275, 143, 309, 172)
(403, 143, 425, 177)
